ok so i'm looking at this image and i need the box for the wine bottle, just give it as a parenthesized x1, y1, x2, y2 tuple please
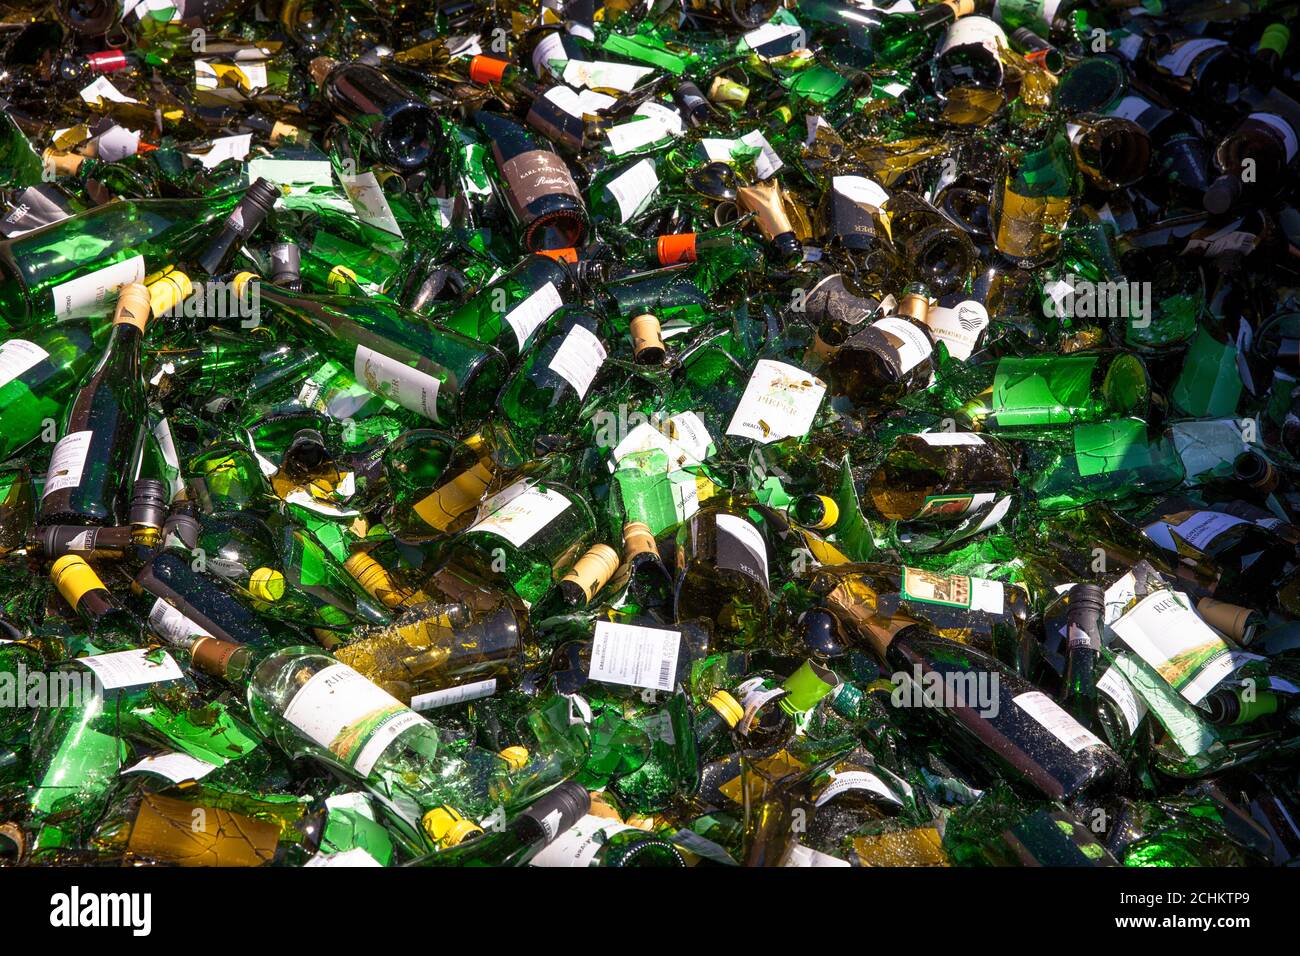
(39, 283, 150, 527)
(476, 110, 589, 252)
(233, 274, 509, 432)
(1204, 111, 1299, 215)
(824, 284, 936, 403)
(436, 253, 574, 363)
(310, 57, 438, 171)
(674, 501, 772, 646)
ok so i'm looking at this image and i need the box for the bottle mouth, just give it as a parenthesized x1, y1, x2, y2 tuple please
(382, 104, 436, 170)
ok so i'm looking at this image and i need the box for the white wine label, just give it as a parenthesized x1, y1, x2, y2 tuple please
(588, 620, 681, 692)
(247, 157, 334, 188)
(1111, 590, 1239, 705)
(1116, 31, 1145, 61)
(832, 175, 889, 210)
(813, 769, 902, 808)
(470, 483, 572, 548)
(672, 472, 703, 523)
(505, 280, 563, 350)
(915, 431, 985, 446)
(738, 130, 784, 180)
(925, 301, 989, 360)
(726, 359, 827, 444)
(282, 663, 429, 776)
(195, 58, 269, 90)
(663, 411, 715, 462)
(869, 316, 932, 375)
(562, 59, 654, 92)
(783, 843, 851, 867)
(0, 339, 49, 387)
(1141, 510, 1249, 553)
(1096, 665, 1146, 736)
(605, 158, 659, 222)
(543, 84, 616, 119)
(532, 30, 569, 77)
(938, 15, 1007, 57)
(147, 598, 213, 644)
(409, 678, 498, 712)
(93, 125, 140, 163)
(43, 430, 94, 497)
(742, 21, 806, 53)
(606, 102, 684, 154)
(305, 847, 384, 867)
(51, 254, 146, 320)
(1157, 38, 1225, 76)
(353, 345, 440, 421)
(901, 567, 1004, 614)
(530, 813, 636, 867)
(342, 172, 404, 238)
(1013, 691, 1105, 753)
(1251, 113, 1299, 162)
(78, 648, 183, 691)
(610, 413, 714, 472)
(547, 324, 607, 399)
(1108, 95, 1152, 123)
(188, 132, 253, 169)
(123, 751, 219, 783)
(715, 512, 770, 586)
(79, 75, 139, 104)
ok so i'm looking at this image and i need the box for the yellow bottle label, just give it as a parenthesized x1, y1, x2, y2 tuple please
(413, 461, 494, 532)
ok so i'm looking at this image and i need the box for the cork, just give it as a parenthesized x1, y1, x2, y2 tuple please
(1196, 598, 1257, 643)
(622, 521, 660, 561)
(42, 148, 85, 177)
(630, 313, 666, 365)
(112, 282, 152, 332)
(269, 119, 304, 146)
(945, 0, 976, 16)
(561, 543, 621, 601)
(190, 636, 246, 679)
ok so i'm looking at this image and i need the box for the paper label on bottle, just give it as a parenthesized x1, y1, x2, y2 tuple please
(541, 84, 616, 120)
(737, 130, 784, 180)
(530, 813, 636, 867)
(187, 132, 253, 169)
(610, 412, 714, 472)
(147, 597, 213, 643)
(1251, 113, 1299, 162)
(305, 847, 384, 867)
(605, 103, 684, 155)
(353, 345, 440, 421)
(505, 281, 563, 350)
(43, 430, 94, 496)
(915, 431, 985, 446)
(0, 339, 49, 387)
(547, 324, 607, 399)
(813, 769, 902, 808)
(195, 58, 269, 91)
(1108, 95, 1152, 123)
(282, 662, 428, 776)
(1157, 38, 1225, 76)
(938, 15, 1007, 58)
(714, 512, 769, 586)
(588, 620, 681, 692)
(1141, 510, 1249, 553)
(832, 175, 889, 210)
(123, 751, 219, 783)
(247, 157, 334, 189)
(469, 483, 572, 548)
(94, 125, 140, 163)
(867, 316, 933, 375)
(342, 172, 403, 238)
(1116, 32, 1145, 61)
(409, 678, 499, 712)
(1111, 590, 1239, 704)
(726, 359, 827, 445)
(562, 59, 654, 92)
(51, 254, 146, 320)
(78, 648, 183, 691)
(79, 75, 139, 104)
(1013, 691, 1105, 753)
(532, 30, 570, 77)
(742, 21, 807, 54)
(604, 158, 659, 223)
(783, 843, 851, 867)
(1096, 665, 1146, 736)
(901, 567, 1005, 614)
(925, 300, 989, 361)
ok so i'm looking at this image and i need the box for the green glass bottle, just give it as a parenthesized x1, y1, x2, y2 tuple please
(0, 180, 276, 327)
(232, 273, 509, 433)
(992, 132, 1079, 268)
(0, 322, 101, 461)
(441, 477, 597, 608)
(38, 283, 150, 528)
(1022, 419, 1185, 512)
(436, 253, 574, 364)
(674, 500, 772, 646)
